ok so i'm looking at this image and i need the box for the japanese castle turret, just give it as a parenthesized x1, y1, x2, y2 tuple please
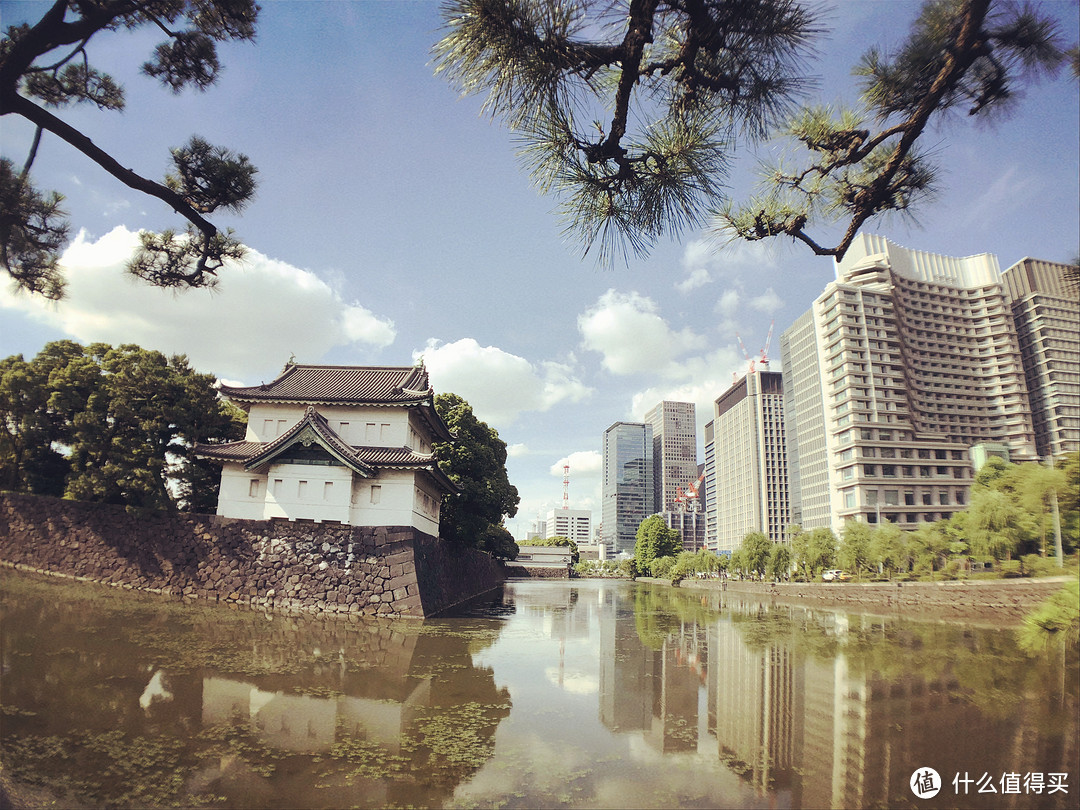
(195, 362, 457, 536)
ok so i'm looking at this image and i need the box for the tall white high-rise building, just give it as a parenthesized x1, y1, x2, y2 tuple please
(1002, 258, 1080, 459)
(601, 422, 654, 556)
(644, 401, 698, 511)
(782, 234, 1038, 532)
(705, 370, 790, 553)
(544, 507, 593, 545)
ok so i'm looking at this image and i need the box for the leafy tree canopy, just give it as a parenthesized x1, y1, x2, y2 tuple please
(634, 513, 681, 572)
(434, 392, 520, 558)
(436, 0, 1073, 263)
(739, 530, 772, 577)
(1, 0, 260, 299)
(0, 339, 245, 510)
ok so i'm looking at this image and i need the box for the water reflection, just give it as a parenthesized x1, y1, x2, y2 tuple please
(1, 572, 510, 809)
(2, 571, 1076, 809)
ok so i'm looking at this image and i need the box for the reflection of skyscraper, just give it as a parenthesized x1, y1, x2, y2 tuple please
(601, 422, 654, 556)
(709, 619, 797, 794)
(599, 598, 653, 732)
(598, 589, 701, 752)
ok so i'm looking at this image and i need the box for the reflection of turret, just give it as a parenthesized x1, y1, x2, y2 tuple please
(200, 676, 433, 753)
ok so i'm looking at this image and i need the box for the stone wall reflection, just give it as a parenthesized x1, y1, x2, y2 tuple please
(0, 575, 511, 809)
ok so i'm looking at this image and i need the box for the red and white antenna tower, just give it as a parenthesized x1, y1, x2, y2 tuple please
(562, 463, 570, 510)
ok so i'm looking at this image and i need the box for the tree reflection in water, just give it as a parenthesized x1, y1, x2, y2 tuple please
(0, 571, 510, 809)
(2, 570, 1076, 810)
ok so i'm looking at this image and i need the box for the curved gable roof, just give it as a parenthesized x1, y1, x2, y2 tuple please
(220, 363, 433, 405)
(244, 406, 376, 476)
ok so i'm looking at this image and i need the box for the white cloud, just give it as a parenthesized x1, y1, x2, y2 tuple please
(578, 289, 699, 375)
(674, 265, 711, 293)
(416, 337, 590, 427)
(548, 450, 601, 478)
(628, 347, 745, 428)
(0, 227, 396, 379)
(749, 287, 784, 313)
(676, 234, 780, 292)
(715, 288, 740, 320)
(506, 443, 530, 458)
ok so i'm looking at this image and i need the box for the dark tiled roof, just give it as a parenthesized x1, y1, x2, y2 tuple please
(220, 364, 432, 405)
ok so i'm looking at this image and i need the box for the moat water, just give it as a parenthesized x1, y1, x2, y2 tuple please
(1, 570, 1076, 809)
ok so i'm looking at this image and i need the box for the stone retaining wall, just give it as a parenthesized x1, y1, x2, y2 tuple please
(0, 492, 504, 618)
(676, 576, 1071, 621)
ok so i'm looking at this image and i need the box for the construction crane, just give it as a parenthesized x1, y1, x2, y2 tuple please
(734, 332, 756, 381)
(733, 321, 775, 381)
(758, 319, 775, 369)
(676, 473, 706, 512)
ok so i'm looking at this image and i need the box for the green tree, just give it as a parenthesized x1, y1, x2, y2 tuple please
(908, 520, 950, 575)
(1, 1, 260, 298)
(634, 514, 681, 573)
(434, 393, 520, 557)
(0, 340, 244, 509)
(435, 0, 1071, 263)
(766, 542, 792, 582)
(1011, 462, 1068, 563)
(838, 519, 873, 575)
(806, 527, 838, 577)
(1056, 452, 1079, 553)
(518, 534, 576, 563)
(788, 524, 811, 579)
(869, 520, 909, 578)
(434, 0, 819, 264)
(967, 479, 1028, 560)
(722, 0, 1070, 259)
(0, 352, 67, 494)
(739, 531, 772, 579)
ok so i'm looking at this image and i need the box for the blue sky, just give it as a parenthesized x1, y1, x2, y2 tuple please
(2, 0, 1078, 538)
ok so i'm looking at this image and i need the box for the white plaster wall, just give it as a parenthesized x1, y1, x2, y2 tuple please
(244, 403, 412, 446)
(263, 463, 354, 523)
(350, 469, 417, 529)
(246, 405, 306, 442)
(216, 463, 267, 520)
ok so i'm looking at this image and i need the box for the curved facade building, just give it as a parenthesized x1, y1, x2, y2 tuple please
(783, 235, 1037, 531)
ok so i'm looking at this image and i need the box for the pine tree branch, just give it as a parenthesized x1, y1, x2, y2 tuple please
(0, 90, 217, 240)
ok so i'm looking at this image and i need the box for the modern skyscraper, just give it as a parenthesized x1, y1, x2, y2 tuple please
(705, 370, 790, 553)
(1001, 258, 1080, 459)
(782, 234, 1038, 532)
(644, 400, 698, 511)
(601, 422, 654, 556)
(702, 420, 717, 550)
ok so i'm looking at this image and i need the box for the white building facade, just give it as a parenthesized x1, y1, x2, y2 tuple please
(644, 401, 698, 511)
(705, 370, 790, 553)
(781, 235, 1038, 532)
(196, 363, 458, 537)
(1002, 257, 1080, 460)
(545, 507, 593, 545)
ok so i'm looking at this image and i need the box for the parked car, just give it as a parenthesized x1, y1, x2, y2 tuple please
(821, 569, 851, 582)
